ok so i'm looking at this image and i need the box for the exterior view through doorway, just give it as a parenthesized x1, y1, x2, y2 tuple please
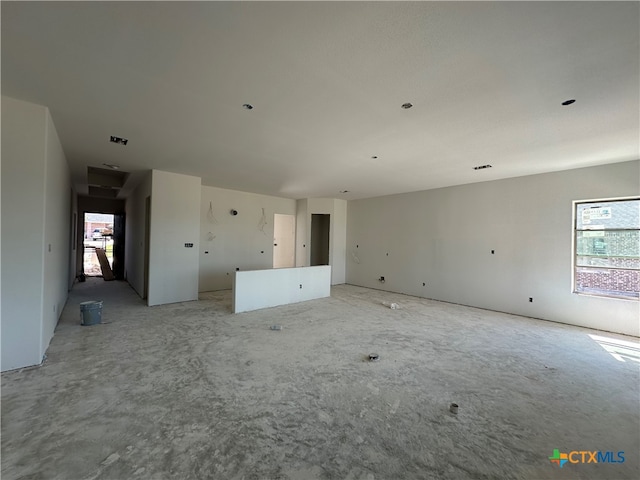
(83, 212, 114, 276)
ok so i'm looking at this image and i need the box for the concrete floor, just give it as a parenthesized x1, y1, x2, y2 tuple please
(2, 279, 638, 480)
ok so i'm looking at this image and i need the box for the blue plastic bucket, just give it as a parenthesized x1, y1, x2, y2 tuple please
(80, 300, 103, 326)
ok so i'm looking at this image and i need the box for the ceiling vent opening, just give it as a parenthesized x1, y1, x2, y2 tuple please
(473, 164, 492, 170)
(110, 135, 128, 145)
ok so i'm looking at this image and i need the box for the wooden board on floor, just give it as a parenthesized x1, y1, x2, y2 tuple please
(95, 248, 115, 281)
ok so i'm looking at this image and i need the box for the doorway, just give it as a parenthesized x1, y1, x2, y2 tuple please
(273, 214, 296, 269)
(143, 196, 151, 299)
(83, 212, 114, 276)
(310, 214, 330, 266)
(112, 213, 126, 280)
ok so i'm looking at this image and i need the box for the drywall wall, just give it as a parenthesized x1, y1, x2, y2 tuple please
(199, 186, 297, 291)
(148, 170, 201, 306)
(332, 199, 348, 284)
(233, 266, 331, 313)
(297, 198, 347, 285)
(1, 96, 47, 370)
(1, 96, 71, 371)
(124, 172, 152, 298)
(295, 199, 308, 267)
(41, 109, 71, 356)
(78, 196, 126, 214)
(347, 160, 640, 336)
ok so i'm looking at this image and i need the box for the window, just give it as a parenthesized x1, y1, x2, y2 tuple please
(574, 198, 640, 300)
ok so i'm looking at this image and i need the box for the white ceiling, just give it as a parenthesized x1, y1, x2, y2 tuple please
(2, 1, 638, 200)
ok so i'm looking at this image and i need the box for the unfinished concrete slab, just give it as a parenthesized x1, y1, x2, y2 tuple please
(2, 279, 638, 479)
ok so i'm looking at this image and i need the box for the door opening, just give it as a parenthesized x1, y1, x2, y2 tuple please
(112, 213, 126, 280)
(310, 214, 330, 266)
(83, 212, 114, 277)
(143, 196, 151, 299)
(273, 214, 296, 268)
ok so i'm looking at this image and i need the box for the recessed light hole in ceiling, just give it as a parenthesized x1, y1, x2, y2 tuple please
(243, 104, 254, 110)
(401, 103, 413, 109)
(110, 136, 128, 145)
(473, 164, 492, 170)
(562, 99, 576, 106)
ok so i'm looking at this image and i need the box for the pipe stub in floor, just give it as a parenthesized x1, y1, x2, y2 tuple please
(369, 353, 379, 361)
(449, 403, 459, 414)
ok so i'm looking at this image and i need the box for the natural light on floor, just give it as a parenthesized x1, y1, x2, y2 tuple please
(589, 334, 640, 363)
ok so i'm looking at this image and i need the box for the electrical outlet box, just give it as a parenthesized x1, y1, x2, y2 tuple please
(184, 243, 194, 248)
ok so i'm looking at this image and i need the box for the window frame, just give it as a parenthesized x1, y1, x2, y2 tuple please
(572, 196, 640, 301)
